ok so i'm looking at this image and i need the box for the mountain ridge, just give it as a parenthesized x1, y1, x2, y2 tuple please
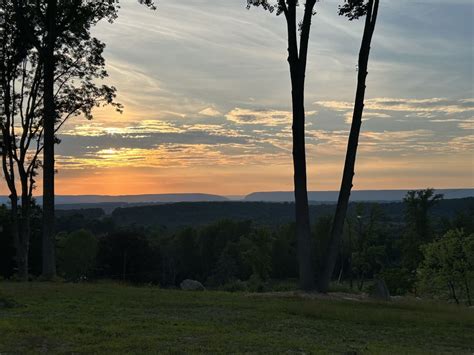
(1, 189, 472, 206)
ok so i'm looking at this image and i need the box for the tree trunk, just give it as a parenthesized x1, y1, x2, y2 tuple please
(41, 0, 57, 279)
(318, 0, 379, 293)
(283, 0, 317, 292)
(8, 195, 24, 280)
(292, 82, 315, 291)
(18, 178, 31, 281)
(464, 276, 471, 306)
(448, 281, 459, 305)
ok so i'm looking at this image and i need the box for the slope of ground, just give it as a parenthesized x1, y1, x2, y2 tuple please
(0, 282, 472, 353)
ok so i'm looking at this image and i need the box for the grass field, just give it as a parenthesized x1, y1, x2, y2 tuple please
(0, 282, 473, 354)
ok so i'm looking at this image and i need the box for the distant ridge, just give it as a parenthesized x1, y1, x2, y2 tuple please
(0, 193, 228, 205)
(1, 189, 473, 207)
(244, 189, 474, 202)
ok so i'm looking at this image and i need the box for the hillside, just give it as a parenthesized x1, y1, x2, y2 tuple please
(109, 198, 474, 228)
(245, 189, 474, 202)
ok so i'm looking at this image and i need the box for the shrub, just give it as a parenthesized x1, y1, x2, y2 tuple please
(379, 267, 415, 295)
(57, 229, 98, 281)
(220, 279, 248, 292)
(417, 229, 474, 305)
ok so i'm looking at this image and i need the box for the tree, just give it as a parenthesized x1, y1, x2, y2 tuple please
(240, 229, 273, 281)
(0, 0, 32, 280)
(418, 229, 473, 306)
(247, 0, 319, 290)
(318, 0, 380, 293)
(346, 204, 386, 290)
(96, 229, 158, 283)
(12, 0, 154, 279)
(57, 229, 98, 281)
(1, 2, 122, 280)
(401, 188, 443, 272)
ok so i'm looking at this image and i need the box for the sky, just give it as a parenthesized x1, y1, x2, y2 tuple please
(10, 0, 474, 196)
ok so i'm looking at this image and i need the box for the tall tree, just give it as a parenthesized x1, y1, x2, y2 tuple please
(1, 1, 122, 280)
(0, 0, 31, 280)
(12, 0, 154, 279)
(401, 188, 443, 272)
(247, 0, 318, 290)
(318, 0, 380, 292)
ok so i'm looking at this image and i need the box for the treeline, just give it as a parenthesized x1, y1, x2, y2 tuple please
(109, 198, 474, 229)
(1, 190, 473, 304)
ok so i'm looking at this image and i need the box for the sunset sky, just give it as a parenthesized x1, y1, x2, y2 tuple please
(7, 0, 473, 196)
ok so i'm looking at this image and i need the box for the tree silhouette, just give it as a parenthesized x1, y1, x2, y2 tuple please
(318, 0, 380, 292)
(247, 0, 319, 290)
(402, 188, 443, 273)
(11, 0, 154, 279)
(1, 1, 123, 280)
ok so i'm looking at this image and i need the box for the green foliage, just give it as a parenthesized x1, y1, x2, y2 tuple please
(346, 204, 387, 290)
(96, 229, 159, 283)
(240, 229, 273, 281)
(247, 273, 268, 293)
(379, 268, 415, 296)
(210, 242, 242, 285)
(220, 279, 248, 292)
(57, 230, 98, 281)
(401, 189, 443, 272)
(313, 215, 332, 275)
(418, 229, 474, 305)
(271, 223, 298, 279)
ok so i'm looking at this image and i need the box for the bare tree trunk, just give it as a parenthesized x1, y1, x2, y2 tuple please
(337, 255, 344, 284)
(8, 196, 23, 280)
(292, 81, 314, 291)
(284, 0, 317, 291)
(18, 178, 31, 281)
(464, 276, 471, 306)
(448, 281, 459, 305)
(318, 0, 379, 293)
(41, 0, 57, 279)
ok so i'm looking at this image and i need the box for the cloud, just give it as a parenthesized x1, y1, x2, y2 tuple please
(199, 107, 222, 117)
(225, 108, 317, 126)
(316, 97, 474, 115)
(458, 119, 474, 130)
(225, 108, 292, 126)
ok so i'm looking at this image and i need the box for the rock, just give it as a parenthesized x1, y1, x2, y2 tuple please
(369, 279, 391, 301)
(180, 279, 205, 291)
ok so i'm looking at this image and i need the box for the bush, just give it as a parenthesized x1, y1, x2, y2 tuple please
(417, 229, 474, 305)
(247, 274, 268, 293)
(220, 279, 248, 292)
(57, 229, 98, 281)
(379, 267, 415, 295)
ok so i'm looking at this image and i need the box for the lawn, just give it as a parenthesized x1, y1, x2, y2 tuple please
(0, 282, 473, 354)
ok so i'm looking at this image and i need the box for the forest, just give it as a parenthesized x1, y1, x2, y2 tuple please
(1, 190, 473, 305)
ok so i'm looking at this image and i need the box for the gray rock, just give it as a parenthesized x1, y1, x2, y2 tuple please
(180, 279, 205, 291)
(369, 279, 391, 301)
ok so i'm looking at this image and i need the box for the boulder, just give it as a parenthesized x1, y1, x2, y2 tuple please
(369, 279, 391, 301)
(180, 279, 205, 291)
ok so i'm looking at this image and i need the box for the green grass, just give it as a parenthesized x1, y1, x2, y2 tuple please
(0, 282, 473, 354)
